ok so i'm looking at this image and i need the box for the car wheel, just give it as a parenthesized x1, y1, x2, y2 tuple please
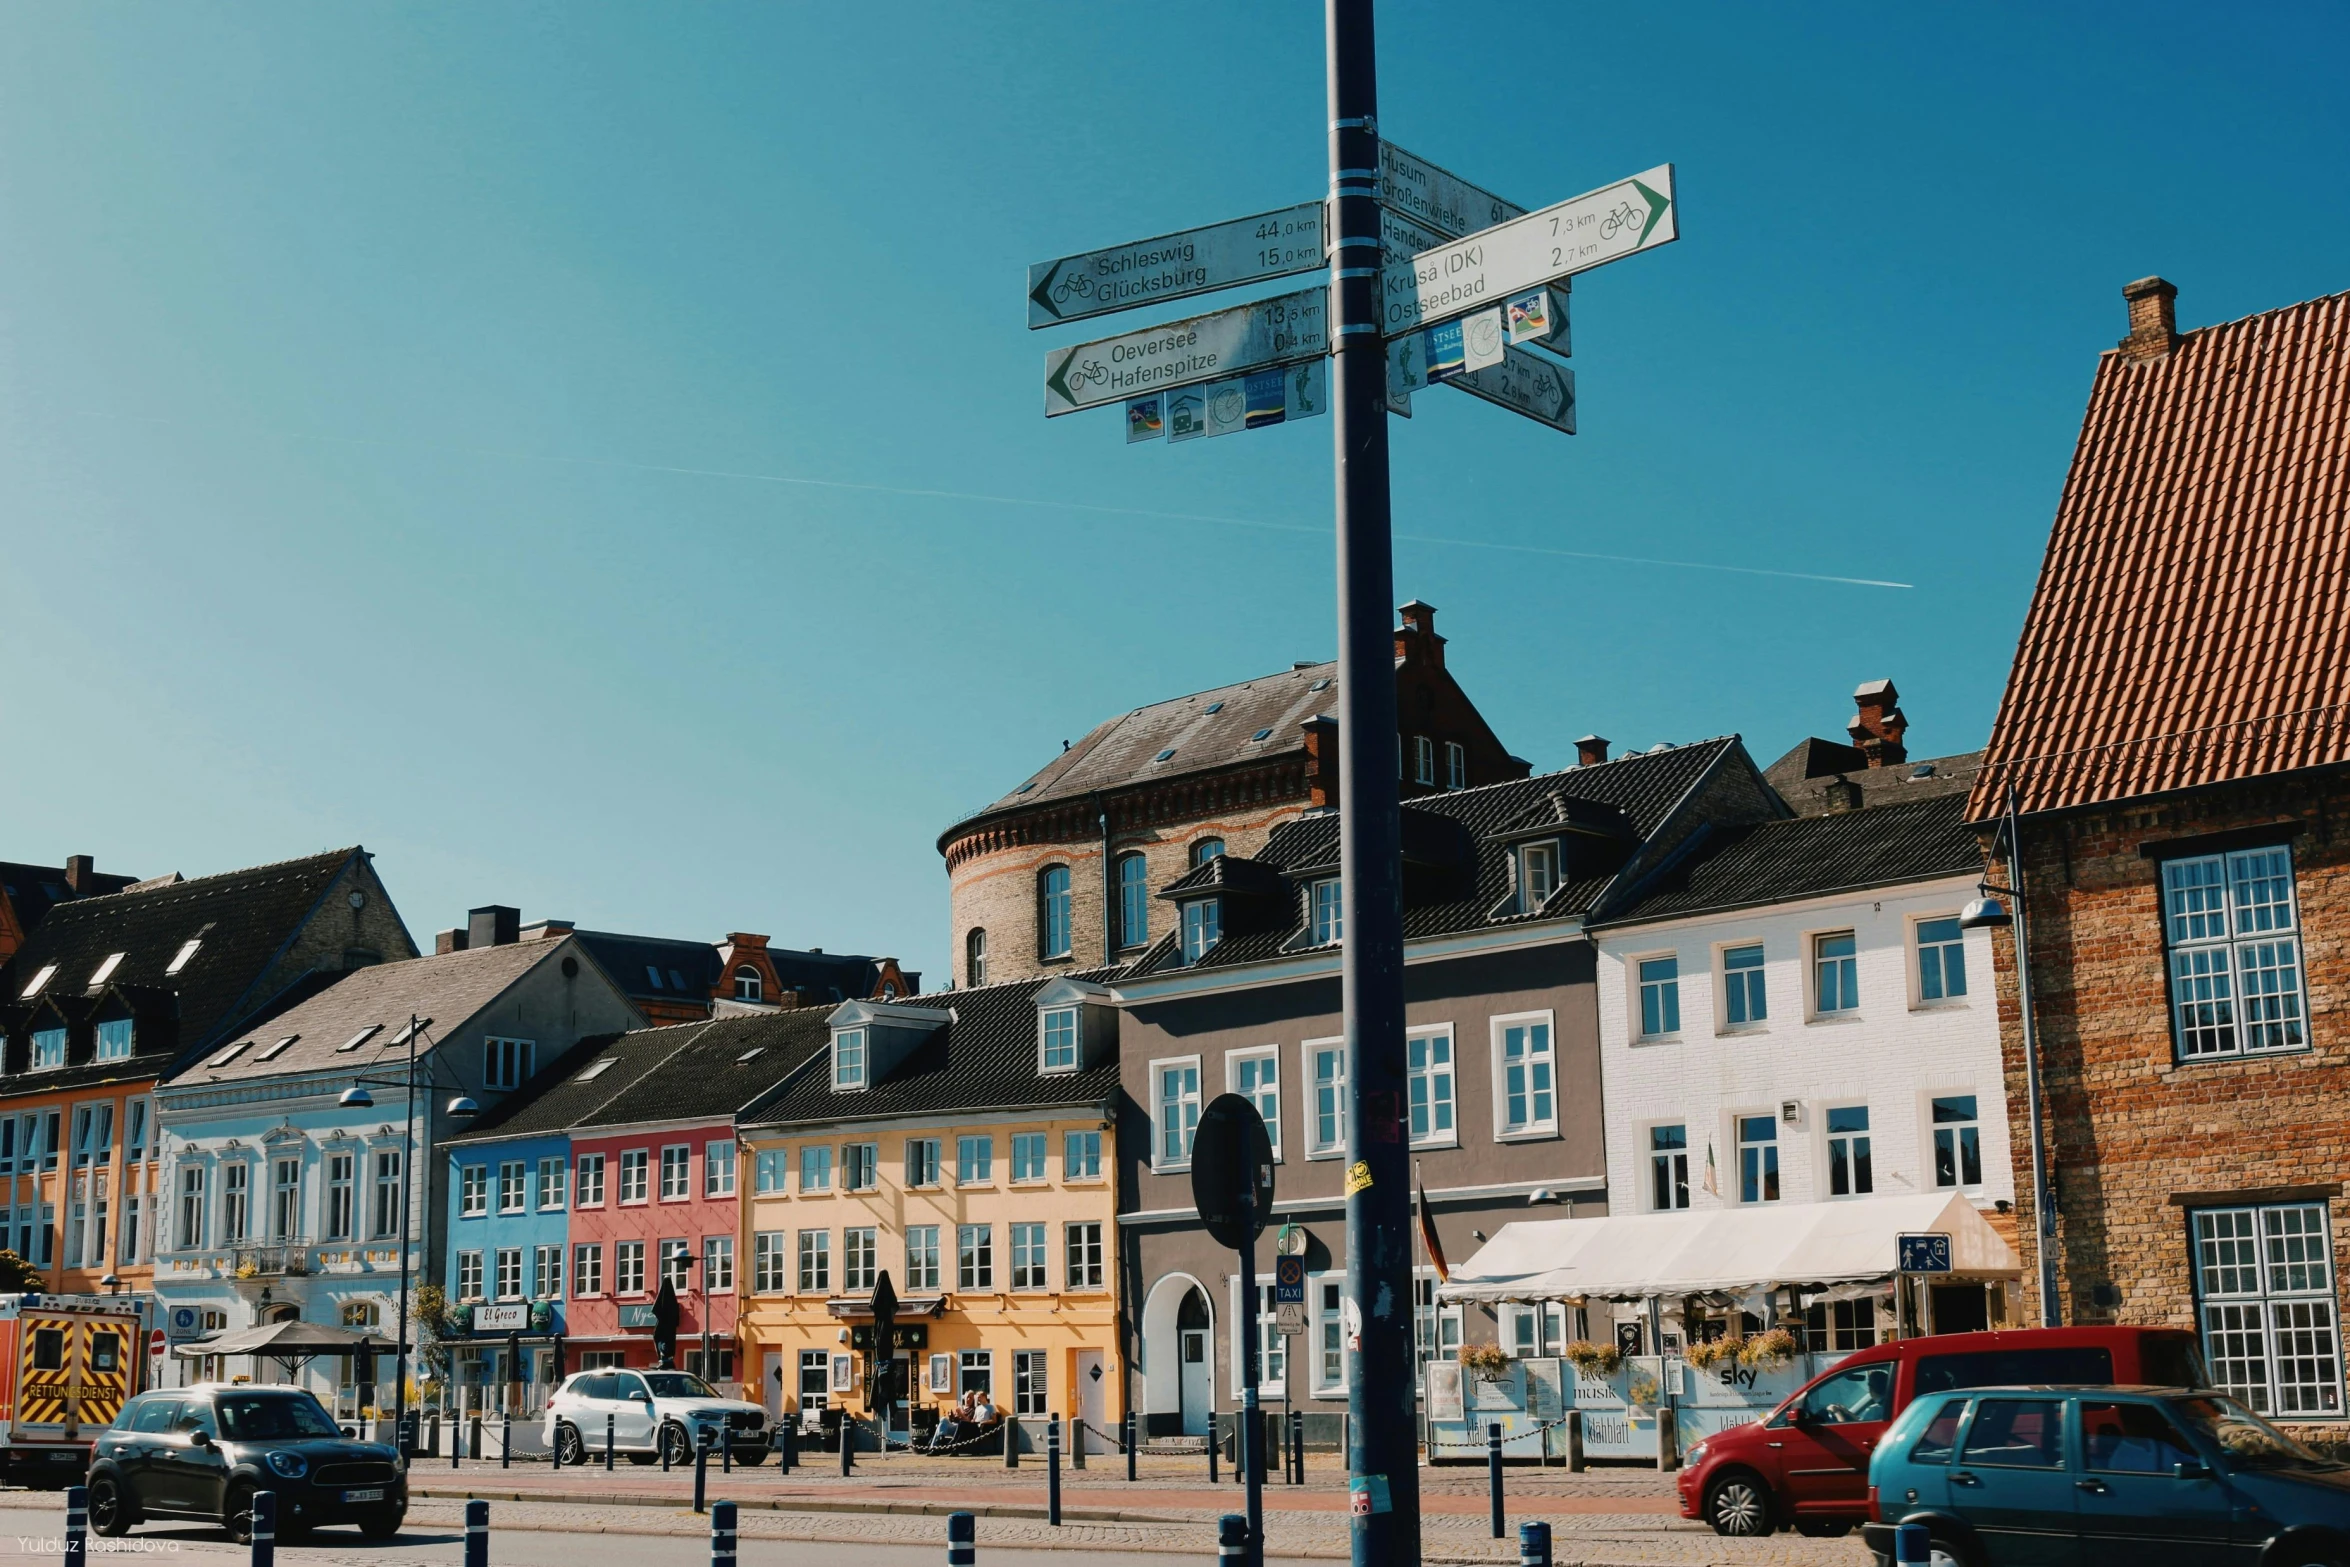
(358, 1508, 404, 1541)
(223, 1483, 257, 1547)
(660, 1423, 694, 1467)
(87, 1475, 133, 1538)
(1703, 1472, 1773, 1537)
(1923, 1533, 1977, 1567)
(554, 1423, 586, 1466)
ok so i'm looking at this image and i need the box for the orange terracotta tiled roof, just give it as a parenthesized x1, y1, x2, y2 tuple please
(1970, 287, 2350, 820)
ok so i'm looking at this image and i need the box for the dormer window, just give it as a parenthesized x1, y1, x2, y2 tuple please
(734, 966, 762, 1002)
(95, 1020, 135, 1062)
(1308, 878, 1345, 946)
(19, 965, 56, 1001)
(1040, 1007, 1079, 1074)
(31, 1028, 66, 1070)
(87, 953, 124, 990)
(834, 1028, 868, 1090)
(1517, 842, 1560, 913)
(1181, 899, 1222, 965)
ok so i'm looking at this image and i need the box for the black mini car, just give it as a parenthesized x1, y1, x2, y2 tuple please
(87, 1385, 406, 1543)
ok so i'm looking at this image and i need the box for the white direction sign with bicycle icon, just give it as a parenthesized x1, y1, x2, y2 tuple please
(1390, 164, 1677, 335)
(1027, 201, 1326, 329)
(1043, 286, 1328, 416)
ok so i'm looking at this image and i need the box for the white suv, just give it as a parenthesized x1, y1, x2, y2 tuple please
(544, 1369, 768, 1467)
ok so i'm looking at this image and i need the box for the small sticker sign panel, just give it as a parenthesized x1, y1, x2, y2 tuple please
(1898, 1233, 1953, 1274)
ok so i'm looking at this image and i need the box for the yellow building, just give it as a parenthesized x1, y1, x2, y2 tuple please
(735, 976, 1123, 1450)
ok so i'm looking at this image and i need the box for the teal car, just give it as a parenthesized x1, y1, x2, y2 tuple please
(1863, 1386, 2350, 1567)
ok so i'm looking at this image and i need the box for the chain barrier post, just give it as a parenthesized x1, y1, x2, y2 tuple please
(551, 1414, 563, 1472)
(947, 1511, 976, 1567)
(1069, 1409, 1085, 1471)
(1004, 1414, 1019, 1468)
(1218, 1513, 1248, 1567)
(780, 1417, 795, 1473)
(664, 1419, 675, 1472)
(605, 1412, 615, 1471)
(464, 1498, 488, 1567)
(724, 1419, 734, 1474)
(1487, 1422, 1504, 1538)
(1046, 1414, 1063, 1526)
(250, 1489, 275, 1567)
(710, 1499, 737, 1567)
(841, 1414, 855, 1475)
(1567, 1408, 1585, 1472)
(501, 1410, 511, 1469)
(1125, 1411, 1137, 1482)
(1294, 1410, 1307, 1484)
(1207, 1415, 1218, 1484)
(1518, 1520, 1550, 1567)
(694, 1427, 712, 1514)
(63, 1485, 86, 1567)
(451, 1402, 461, 1469)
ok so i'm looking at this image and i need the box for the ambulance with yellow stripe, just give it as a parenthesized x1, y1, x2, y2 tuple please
(0, 1294, 150, 1487)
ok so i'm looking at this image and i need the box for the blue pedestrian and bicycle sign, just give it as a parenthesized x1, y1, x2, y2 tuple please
(1897, 1232, 1953, 1274)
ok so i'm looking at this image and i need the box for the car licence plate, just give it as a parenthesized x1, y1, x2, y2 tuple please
(343, 1488, 385, 1502)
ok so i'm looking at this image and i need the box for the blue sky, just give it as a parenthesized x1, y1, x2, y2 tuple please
(3, 1, 2343, 981)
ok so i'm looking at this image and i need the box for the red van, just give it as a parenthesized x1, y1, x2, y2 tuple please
(1675, 1326, 2207, 1538)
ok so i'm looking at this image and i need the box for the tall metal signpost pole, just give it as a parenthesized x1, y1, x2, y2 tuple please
(1324, 5, 1415, 1563)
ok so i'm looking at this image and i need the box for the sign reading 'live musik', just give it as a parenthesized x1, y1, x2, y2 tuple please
(1044, 287, 1328, 416)
(1391, 165, 1678, 335)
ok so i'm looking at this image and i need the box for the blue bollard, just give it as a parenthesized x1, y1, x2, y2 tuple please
(694, 1428, 711, 1514)
(710, 1499, 737, 1567)
(1046, 1414, 1062, 1527)
(465, 1499, 489, 1567)
(502, 1411, 512, 1469)
(250, 1490, 275, 1567)
(1206, 1417, 1217, 1485)
(1217, 1513, 1247, 1566)
(64, 1485, 86, 1567)
(947, 1510, 976, 1567)
(1488, 1421, 1505, 1538)
(1895, 1522, 1930, 1564)
(1519, 1519, 1551, 1567)
(605, 1412, 616, 1471)
(1124, 1412, 1136, 1483)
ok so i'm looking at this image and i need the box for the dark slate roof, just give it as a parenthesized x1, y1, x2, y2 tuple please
(447, 1024, 701, 1146)
(1764, 743, 1983, 818)
(945, 661, 1340, 835)
(576, 1008, 839, 1130)
(747, 971, 1125, 1130)
(0, 848, 371, 1057)
(0, 982, 182, 1095)
(0, 860, 141, 938)
(569, 930, 903, 1008)
(1597, 794, 1985, 927)
(1129, 739, 1746, 975)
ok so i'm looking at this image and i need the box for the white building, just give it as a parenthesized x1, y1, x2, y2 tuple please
(1588, 787, 2016, 1346)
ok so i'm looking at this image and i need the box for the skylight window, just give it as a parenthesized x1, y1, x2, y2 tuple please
(86, 953, 124, 989)
(165, 938, 202, 976)
(1155, 749, 1177, 762)
(736, 1047, 766, 1064)
(1015, 784, 1035, 795)
(576, 1058, 618, 1082)
(19, 965, 56, 1000)
(389, 1017, 432, 1046)
(669, 970, 689, 991)
(646, 966, 666, 990)
(1205, 702, 1224, 714)
(254, 1035, 300, 1062)
(208, 1041, 250, 1069)
(1310, 679, 1331, 692)
(1251, 728, 1274, 743)
(337, 1024, 383, 1053)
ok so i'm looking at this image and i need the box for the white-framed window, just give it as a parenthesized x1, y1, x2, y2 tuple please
(833, 1029, 868, 1090)
(1722, 943, 1767, 1027)
(498, 1160, 526, 1213)
(1931, 1094, 1984, 1188)
(1445, 741, 1467, 790)
(1517, 841, 1559, 914)
(753, 1231, 787, 1293)
(1014, 1348, 1048, 1416)
(1915, 916, 1969, 1003)
(1039, 866, 1073, 960)
(1314, 1278, 1347, 1394)
(958, 1349, 994, 1396)
(1116, 853, 1150, 950)
(485, 1037, 535, 1091)
(1065, 1221, 1103, 1289)
(1154, 1058, 1202, 1168)
(801, 1144, 833, 1193)
(2194, 1202, 2342, 1417)
(537, 1156, 567, 1209)
(659, 1145, 691, 1201)
(1506, 1302, 1572, 1359)
(705, 1140, 736, 1196)
(1065, 1130, 1102, 1181)
(1413, 735, 1436, 785)
(94, 1019, 133, 1062)
(1233, 1280, 1285, 1393)
(371, 1149, 402, 1238)
(460, 1165, 489, 1218)
(573, 1242, 602, 1296)
(1738, 1115, 1780, 1203)
(753, 1148, 787, 1194)
(324, 1153, 355, 1240)
(1638, 955, 1681, 1038)
(575, 1152, 606, 1207)
(618, 1149, 648, 1203)
(905, 1138, 941, 1188)
(219, 1162, 250, 1241)
(797, 1230, 830, 1293)
(1826, 1105, 1873, 1196)
(957, 1223, 992, 1290)
(905, 1224, 940, 1290)
(728, 965, 760, 1003)
(843, 1228, 877, 1291)
(1307, 1038, 1349, 1157)
(660, 1239, 690, 1290)
(1191, 837, 1226, 867)
(2165, 845, 2307, 1058)
(1406, 1026, 1455, 1147)
(799, 1348, 833, 1408)
(1649, 1124, 1689, 1211)
(966, 927, 988, 987)
(1010, 1132, 1047, 1183)
(456, 1250, 484, 1301)
(1011, 1222, 1047, 1290)
(704, 1234, 735, 1292)
(1492, 1013, 1556, 1137)
(534, 1242, 563, 1298)
(1182, 898, 1222, 964)
(843, 1142, 879, 1191)
(955, 1135, 991, 1184)
(31, 1029, 66, 1070)
(177, 1164, 207, 1250)
(615, 1239, 646, 1294)
(1813, 932, 1860, 1015)
(1310, 879, 1343, 946)
(1040, 1007, 1080, 1073)
(1229, 1046, 1282, 1157)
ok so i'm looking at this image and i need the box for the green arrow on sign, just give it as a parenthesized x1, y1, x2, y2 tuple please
(1030, 264, 1069, 322)
(1046, 348, 1079, 408)
(1632, 180, 1672, 248)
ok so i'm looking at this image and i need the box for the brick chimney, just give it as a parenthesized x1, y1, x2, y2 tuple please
(1847, 680, 1908, 769)
(1301, 715, 1340, 810)
(64, 855, 96, 896)
(467, 905, 521, 949)
(1395, 600, 1444, 670)
(1822, 776, 1864, 814)
(1575, 735, 1610, 768)
(2118, 276, 2179, 363)
(435, 928, 468, 956)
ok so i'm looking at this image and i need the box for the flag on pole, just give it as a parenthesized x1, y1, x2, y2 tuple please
(1703, 1141, 1720, 1197)
(1417, 1174, 1450, 1283)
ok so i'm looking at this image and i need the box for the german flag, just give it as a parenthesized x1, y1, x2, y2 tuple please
(1417, 1174, 1449, 1284)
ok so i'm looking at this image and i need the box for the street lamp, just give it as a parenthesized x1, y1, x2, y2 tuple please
(335, 1015, 479, 1465)
(1964, 784, 2060, 1328)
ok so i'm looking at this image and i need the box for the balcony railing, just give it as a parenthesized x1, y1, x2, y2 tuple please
(230, 1240, 313, 1278)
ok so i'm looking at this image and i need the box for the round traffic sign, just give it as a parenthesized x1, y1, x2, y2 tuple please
(148, 1329, 166, 1358)
(1190, 1093, 1275, 1251)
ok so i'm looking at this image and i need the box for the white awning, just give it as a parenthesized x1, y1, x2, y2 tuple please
(1437, 1192, 2019, 1304)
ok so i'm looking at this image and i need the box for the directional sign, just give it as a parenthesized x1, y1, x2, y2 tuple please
(1378, 142, 1524, 241)
(1046, 287, 1327, 417)
(1392, 164, 1677, 335)
(1897, 1233, 1953, 1274)
(1450, 347, 1576, 435)
(1027, 201, 1326, 329)
(1381, 207, 1568, 351)
(1274, 1253, 1307, 1305)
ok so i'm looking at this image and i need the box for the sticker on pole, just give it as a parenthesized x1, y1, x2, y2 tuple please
(1349, 1474, 1393, 1515)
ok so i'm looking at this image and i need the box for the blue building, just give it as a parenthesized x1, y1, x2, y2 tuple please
(440, 1024, 690, 1397)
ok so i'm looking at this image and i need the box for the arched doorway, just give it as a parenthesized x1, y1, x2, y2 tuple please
(1139, 1272, 1214, 1438)
(1176, 1289, 1211, 1437)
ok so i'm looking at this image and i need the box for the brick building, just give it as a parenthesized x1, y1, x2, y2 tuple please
(938, 601, 1526, 989)
(1970, 279, 2350, 1426)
